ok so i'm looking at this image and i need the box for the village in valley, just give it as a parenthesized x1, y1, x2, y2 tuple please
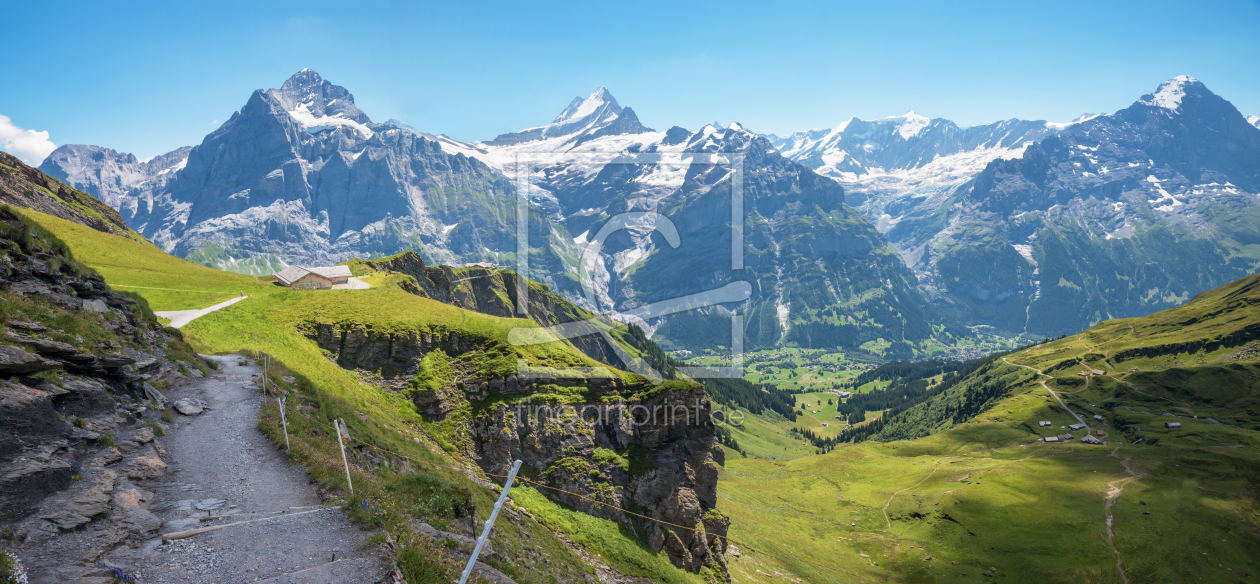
(662, 329, 1028, 453)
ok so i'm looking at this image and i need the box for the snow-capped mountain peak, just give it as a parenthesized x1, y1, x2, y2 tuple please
(485, 87, 650, 147)
(1141, 75, 1202, 111)
(554, 86, 618, 124)
(267, 69, 373, 138)
(1248, 114, 1260, 129)
(883, 110, 930, 139)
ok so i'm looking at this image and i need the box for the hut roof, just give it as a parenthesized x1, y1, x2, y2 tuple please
(309, 266, 352, 279)
(276, 266, 312, 286)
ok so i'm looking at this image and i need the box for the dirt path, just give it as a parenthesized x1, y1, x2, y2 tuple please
(154, 296, 248, 329)
(103, 354, 386, 583)
(332, 277, 370, 290)
(1104, 447, 1141, 584)
(882, 464, 943, 531)
(1003, 356, 1094, 433)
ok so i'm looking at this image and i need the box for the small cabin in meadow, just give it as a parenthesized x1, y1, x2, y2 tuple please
(1037, 421, 1052, 427)
(1165, 422, 1182, 429)
(1080, 435, 1104, 445)
(1068, 423, 1086, 431)
(276, 266, 332, 290)
(1093, 415, 1105, 422)
(1043, 436, 1060, 443)
(276, 265, 353, 289)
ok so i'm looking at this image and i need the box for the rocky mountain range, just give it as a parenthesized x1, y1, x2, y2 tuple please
(39, 144, 192, 208)
(40, 69, 549, 278)
(34, 71, 1260, 346)
(770, 76, 1260, 336)
(39, 72, 941, 353)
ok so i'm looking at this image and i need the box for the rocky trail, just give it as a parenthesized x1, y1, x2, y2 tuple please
(13, 355, 388, 584)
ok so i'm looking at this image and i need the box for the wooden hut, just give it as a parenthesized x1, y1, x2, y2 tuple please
(275, 266, 333, 290)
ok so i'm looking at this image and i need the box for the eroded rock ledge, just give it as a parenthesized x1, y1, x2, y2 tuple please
(308, 320, 730, 580)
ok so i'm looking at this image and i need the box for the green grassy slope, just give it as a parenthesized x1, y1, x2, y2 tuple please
(717, 272, 1260, 583)
(19, 207, 706, 584)
(12, 209, 273, 310)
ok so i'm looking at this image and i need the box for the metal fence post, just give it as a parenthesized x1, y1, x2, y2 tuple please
(459, 460, 522, 584)
(335, 418, 353, 494)
(279, 395, 290, 450)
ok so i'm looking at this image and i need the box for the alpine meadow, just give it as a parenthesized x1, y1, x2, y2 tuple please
(2, 3, 1259, 583)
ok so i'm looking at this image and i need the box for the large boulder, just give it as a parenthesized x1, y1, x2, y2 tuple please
(39, 469, 117, 531)
(172, 398, 206, 416)
(110, 478, 162, 535)
(0, 345, 62, 376)
(0, 381, 67, 462)
(55, 379, 116, 418)
(123, 446, 166, 480)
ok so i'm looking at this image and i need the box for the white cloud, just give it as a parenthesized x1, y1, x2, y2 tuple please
(0, 114, 57, 166)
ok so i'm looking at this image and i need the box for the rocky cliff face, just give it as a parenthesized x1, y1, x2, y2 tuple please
(0, 206, 204, 539)
(888, 76, 1260, 336)
(445, 96, 940, 351)
(769, 77, 1260, 337)
(306, 319, 729, 578)
(38, 144, 192, 208)
(472, 387, 729, 576)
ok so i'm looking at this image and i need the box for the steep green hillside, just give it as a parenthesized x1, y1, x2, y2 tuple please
(19, 207, 719, 584)
(0, 151, 143, 243)
(716, 272, 1260, 583)
(347, 250, 679, 377)
(10, 209, 274, 311)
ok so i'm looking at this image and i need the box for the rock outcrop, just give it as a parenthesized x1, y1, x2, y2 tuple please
(0, 206, 204, 539)
(472, 385, 730, 577)
(309, 318, 729, 579)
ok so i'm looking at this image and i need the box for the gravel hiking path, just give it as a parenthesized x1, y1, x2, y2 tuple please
(104, 354, 387, 583)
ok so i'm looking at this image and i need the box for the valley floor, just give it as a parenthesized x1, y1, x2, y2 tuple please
(717, 432, 1260, 583)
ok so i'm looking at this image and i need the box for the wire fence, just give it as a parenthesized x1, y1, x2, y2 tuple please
(249, 353, 894, 582)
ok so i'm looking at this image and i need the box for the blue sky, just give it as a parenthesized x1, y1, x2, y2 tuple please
(2, 0, 1258, 161)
